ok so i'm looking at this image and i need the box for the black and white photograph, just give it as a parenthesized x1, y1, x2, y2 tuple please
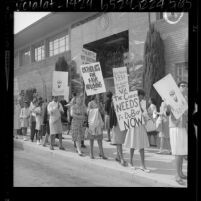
(12, 11, 193, 188)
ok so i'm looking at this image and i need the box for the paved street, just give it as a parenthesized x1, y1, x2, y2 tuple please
(14, 132, 187, 187)
(14, 148, 150, 187)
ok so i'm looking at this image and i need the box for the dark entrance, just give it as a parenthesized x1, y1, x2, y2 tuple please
(83, 30, 129, 92)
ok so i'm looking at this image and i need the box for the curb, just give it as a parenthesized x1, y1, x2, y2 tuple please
(14, 139, 185, 187)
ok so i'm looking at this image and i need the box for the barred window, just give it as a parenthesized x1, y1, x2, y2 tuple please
(34, 45, 45, 61)
(49, 34, 69, 57)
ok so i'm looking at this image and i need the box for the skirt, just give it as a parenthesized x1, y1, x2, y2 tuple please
(169, 127, 188, 155)
(70, 118, 85, 142)
(111, 124, 126, 145)
(85, 126, 103, 141)
(124, 125, 149, 150)
(49, 118, 63, 135)
(104, 115, 110, 130)
(159, 120, 170, 138)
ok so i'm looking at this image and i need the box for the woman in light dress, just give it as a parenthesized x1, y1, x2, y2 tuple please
(124, 89, 150, 172)
(70, 96, 87, 156)
(110, 100, 127, 166)
(166, 81, 188, 185)
(87, 94, 107, 159)
(47, 96, 65, 150)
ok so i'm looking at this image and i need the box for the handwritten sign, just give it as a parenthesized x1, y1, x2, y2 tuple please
(113, 67, 129, 95)
(153, 74, 188, 119)
(52, 71, 68, 96)
(113, 90, 144, 131)
(81, 48, 96, 64)
(80, 62, 106, 96)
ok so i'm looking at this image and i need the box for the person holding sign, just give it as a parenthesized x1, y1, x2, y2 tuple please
(47, 96, 65, 150)
(87, 95, 107, 159)
(110, 101, 127, 166)
(124, 89, 150, 172)
(166, 81, 188, 185)
(70, 96, 87, 156)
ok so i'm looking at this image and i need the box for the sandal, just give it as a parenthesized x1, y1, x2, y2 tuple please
(90, 155, 95, 159)
(59, 146, 65, 150)
(120, 160, 127, 167)
(139, 167, 151, 173)
(180, 174, 187, 180)
(50, 146, 54, 150)
(100, 155, 108, 160)
(115, 157, 121, 162)
(175, 178, 185, 185)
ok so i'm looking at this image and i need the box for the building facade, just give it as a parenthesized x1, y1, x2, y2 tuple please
(14, 12, 188, 100)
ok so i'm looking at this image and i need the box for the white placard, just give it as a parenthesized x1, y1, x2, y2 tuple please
(52, 71, 68, 96)
(81, 48, 97, 64)
(112, 90, 144, 131)
(113, 67, 129, 95)
(80, 62, 106, 96)
(153, 74, 188, 119)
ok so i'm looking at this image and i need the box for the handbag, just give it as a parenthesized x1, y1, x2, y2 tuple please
(145, 119, 156, 132)
(84, 127, 92, 140)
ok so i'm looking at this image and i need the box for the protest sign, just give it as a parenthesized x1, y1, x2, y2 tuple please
(113, 90, 144, 131)
(113, 67, 129, 95)
(52, 71, 68, 96)
(80, 62, 106, 96)
(81, 48, 97, 65)
(153, 74, 188, 119)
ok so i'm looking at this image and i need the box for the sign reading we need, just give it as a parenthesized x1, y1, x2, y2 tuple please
(80, 62, 106, 96)
(153, 74, 188, 119)
(81, 48, 97, 65)
(52, 71, 68, 96)
(113, 90, 144, 131)
(113, 67, 129, 95)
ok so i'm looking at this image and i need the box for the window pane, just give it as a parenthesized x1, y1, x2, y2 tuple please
(60, 46, 65, 53)
(54, 48, 59, 55)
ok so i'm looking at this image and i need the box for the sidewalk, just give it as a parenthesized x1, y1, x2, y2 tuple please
(14, 130, 187, 187)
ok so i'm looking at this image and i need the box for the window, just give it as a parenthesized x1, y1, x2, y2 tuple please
(49, 34, 69, 57)
(175, 62, 188, 83)
(21, 49, 30, 66)
(34, 45, 45, 61)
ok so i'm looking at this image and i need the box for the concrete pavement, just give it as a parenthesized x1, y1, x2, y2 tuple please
(14, 131, 188, 187)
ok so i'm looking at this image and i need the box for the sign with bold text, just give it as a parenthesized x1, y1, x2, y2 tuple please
(113, 90, 144, 131)
(113, 67, 129, 95)
(80, 62, 106, 96)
